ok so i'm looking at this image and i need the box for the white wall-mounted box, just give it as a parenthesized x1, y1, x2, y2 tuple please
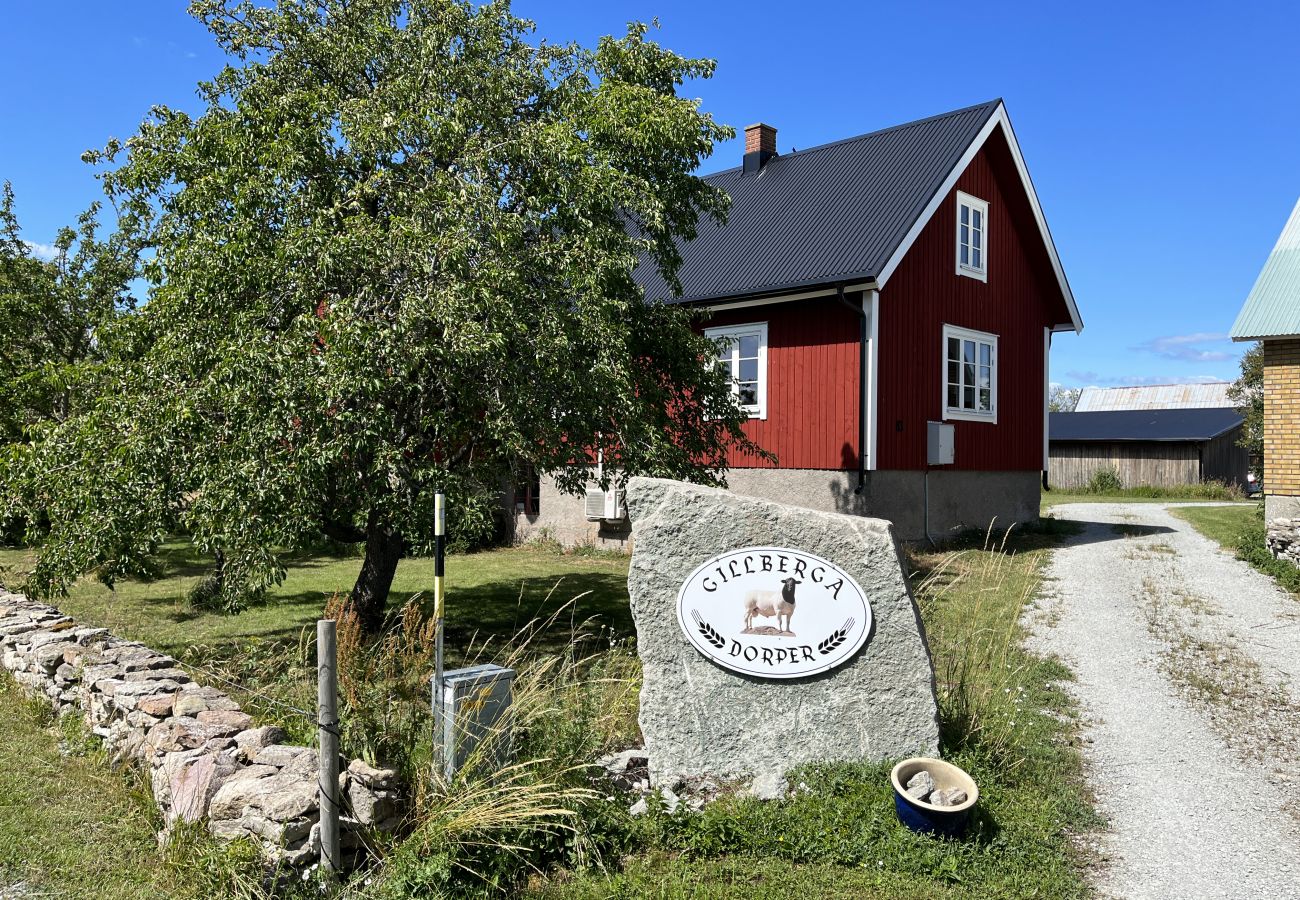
(927, 421, 955, 466)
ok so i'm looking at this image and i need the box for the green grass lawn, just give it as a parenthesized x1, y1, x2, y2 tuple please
(1169, 504, 1255, 548)
(0, 673, 189, 899)
(0, 543, 630, 661)
(0, 533, 1097, 899)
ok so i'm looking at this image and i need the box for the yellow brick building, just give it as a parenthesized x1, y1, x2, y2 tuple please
(1234, 197, 1300, 565)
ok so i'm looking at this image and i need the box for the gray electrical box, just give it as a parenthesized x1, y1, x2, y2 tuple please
(434, 664, 515, 781)
(927, 421, 955, 465)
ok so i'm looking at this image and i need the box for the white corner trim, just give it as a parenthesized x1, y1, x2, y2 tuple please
(875, 103, 1083, 334)
(1042, 327, 1051, 470)
(867, 289, 880, 471)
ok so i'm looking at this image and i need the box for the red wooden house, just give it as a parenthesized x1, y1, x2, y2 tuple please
(517, 100, 1082, 545)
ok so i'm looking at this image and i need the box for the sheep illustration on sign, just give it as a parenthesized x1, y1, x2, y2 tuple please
(677, 546, 872, 679)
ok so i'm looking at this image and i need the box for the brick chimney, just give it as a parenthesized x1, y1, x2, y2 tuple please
(743, 123, 777, 174)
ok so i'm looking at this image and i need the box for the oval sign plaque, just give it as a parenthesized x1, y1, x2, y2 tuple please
(676, 546, 873, 679)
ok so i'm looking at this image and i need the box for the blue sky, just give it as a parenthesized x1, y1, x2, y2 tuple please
(2, 1, 1297, 388)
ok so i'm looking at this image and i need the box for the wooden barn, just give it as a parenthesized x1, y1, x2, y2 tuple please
(1048, 408, 1247, 489)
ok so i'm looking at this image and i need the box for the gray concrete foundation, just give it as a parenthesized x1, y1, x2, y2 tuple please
(514, 468, 1041, 549)
(1266, 494, 1300, 521)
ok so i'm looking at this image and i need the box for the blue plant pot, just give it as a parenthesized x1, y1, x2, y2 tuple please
(890, 757, 979, 838)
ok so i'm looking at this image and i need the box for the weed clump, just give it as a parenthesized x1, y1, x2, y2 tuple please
(1234, 504, 1300, 596)
(1084, 466, 1123, 494)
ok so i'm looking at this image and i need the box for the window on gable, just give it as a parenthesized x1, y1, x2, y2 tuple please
(943, 325, 997, 422)
(705, 322, 768, 419)
(956, 191, 989, 281)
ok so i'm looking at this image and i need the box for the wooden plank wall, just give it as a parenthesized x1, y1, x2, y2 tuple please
(1202, 427, 1249, 488)
(1049, 441, 1200, 488)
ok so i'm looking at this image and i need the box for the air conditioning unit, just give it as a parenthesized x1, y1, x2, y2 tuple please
(584, 485, 626, 521)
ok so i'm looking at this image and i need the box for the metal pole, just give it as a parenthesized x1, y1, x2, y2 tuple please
(317, 619, 341, 875)
(433, 491, 446, 779)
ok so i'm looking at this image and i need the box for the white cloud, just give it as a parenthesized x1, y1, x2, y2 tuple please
(22, 240, 59, 261)
(1133, 332, 1235, 363)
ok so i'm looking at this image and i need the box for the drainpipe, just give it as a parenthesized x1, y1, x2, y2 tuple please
(834, 283, 868, 495)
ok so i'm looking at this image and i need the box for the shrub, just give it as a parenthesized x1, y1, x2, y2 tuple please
(1084, 466, 1123, 494)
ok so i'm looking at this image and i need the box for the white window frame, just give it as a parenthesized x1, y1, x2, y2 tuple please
(705, 321, 768, 420)
(942, 324, 998, 423)
(955, 191, 989, 282)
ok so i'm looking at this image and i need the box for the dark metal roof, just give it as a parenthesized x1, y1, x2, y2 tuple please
(1049, 409, 1244, 443)
(634, 100, 1003, 304)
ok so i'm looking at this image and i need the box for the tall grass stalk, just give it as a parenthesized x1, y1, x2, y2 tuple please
(914, 523, 1039, 767)
(323, 585, 640, 896)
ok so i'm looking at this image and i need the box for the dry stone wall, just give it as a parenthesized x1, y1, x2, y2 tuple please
(1268, 518, 1300, 568)
(0, 590, 402, 871)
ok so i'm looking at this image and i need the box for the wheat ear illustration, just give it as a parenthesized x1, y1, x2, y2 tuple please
(691, 610, 726, 649)
(817, 617, 855, 655)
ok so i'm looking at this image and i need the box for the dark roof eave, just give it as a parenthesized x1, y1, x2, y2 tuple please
(651, 270, 881, 307)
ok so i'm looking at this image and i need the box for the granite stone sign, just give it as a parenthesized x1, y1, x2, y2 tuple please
(626, 477, 940, 787)
(677, 546, 872, 679)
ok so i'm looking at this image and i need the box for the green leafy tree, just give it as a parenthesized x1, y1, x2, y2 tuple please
(0, 184, 138, 444)
(7, 0, 761, 630)
(1229, 341, 1264, 482)
(1048, 385, 1081, 413)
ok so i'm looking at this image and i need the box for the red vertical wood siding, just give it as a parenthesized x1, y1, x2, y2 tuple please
(876, 129, 1065, 471)
(699, 296, 860, 469)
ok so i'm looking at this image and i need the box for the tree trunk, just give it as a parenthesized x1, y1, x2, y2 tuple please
(351, 515, 404, 634)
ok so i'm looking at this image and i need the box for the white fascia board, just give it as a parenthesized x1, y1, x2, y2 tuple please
(699, 281, 877, 313)
(875, 102, 1084, 335)
(1233, 332, 1300, 342)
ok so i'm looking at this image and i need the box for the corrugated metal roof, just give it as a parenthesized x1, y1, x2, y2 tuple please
(1049, 408, 1243, 443)
(1074, 383, 1235, 412)
(633, 100, 1003, 304)
(1231, 196, 1300, 340)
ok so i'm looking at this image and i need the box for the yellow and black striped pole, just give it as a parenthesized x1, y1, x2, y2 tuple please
(433, 491, 446, 776)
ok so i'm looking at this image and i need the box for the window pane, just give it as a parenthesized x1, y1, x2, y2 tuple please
(948, 360, 959, 385)
(979, 343, 991, 366)
(738, 383, 758, 406)
(960, 245, 969, 266)
(963, 340, 975, 364)
(960, 205, 969, 225)
(979, 365, 991, 390)
(964, 363, 976, 395)
(973, 228, 981, 249)
(979, 388, 991, 411)
(738, 358, 758, 383)
(973, 209, 982, 229)
(948, 384, 960, 408)
(948, 337, 960, 362)
(739, 335, 759, 359)
(960, 224, 969, 246)
(972, 248, 981, 268)
(963, 385, 975, 409)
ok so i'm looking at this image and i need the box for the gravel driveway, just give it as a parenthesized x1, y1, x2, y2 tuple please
(1028, 502, 1300, 900)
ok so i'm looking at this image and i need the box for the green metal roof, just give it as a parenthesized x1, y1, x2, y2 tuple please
(1232, 196, 1300, 340)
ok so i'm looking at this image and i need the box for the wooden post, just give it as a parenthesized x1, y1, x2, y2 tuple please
(317, 619, 341, 875)
(433, 491, 446, 777)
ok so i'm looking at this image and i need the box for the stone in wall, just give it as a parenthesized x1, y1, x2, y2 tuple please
(625, 477, 939, 787)
(0, 591, 404, 872)
(1267, 518, 1300, 567)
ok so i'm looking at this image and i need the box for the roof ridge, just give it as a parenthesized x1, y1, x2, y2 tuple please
(1082, 382, 1233, 390)
(701, 98, 1002, 180)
